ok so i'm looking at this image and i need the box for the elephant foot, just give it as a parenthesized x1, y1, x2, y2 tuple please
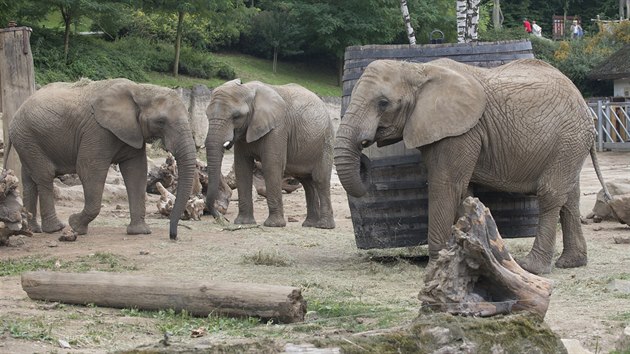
(127, 222, 151, 235)
(555, 251, 587, 269)
(264, 215, 286, 227)
(234, 214, 256, 225)
(302, 218, 335, 229)
(69, 213, 88, 235)
(515, 253, 552, 275)
(29, 220, 42, 233)
(42, 217, 66, 234)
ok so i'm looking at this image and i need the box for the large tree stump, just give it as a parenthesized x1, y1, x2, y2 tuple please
(0, 168, 31, 245)
(1, 26, 36, 184)
(419, 197, 553, 318)
(21, 271, 307, 324)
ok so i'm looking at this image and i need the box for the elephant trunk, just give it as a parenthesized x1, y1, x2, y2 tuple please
(166, 126, 197, 240)
(205, 120, 228, 217)
(334, 124, 371, 197)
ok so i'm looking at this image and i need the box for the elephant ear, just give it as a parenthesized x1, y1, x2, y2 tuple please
(403, 64, 486, 148)
(93, 80, 144, 149)
(246, 84, 285, 143)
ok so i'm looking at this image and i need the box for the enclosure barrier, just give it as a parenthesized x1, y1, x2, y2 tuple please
(341, 40, 539, 249)
(588, 100, 630, 151)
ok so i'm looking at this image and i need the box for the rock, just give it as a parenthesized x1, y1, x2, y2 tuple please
(608, 279, 630, 294)
(283, 343, 340, 353)
(616, 326, 630, 352)
(613, 235, 630, 244)
(561, 339, 592, 354)
(590, 179, 630, 222)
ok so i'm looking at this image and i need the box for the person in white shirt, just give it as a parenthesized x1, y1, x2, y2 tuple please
(532, 20, 542, 37)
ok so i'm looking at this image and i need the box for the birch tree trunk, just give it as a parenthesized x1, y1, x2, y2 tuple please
(492, 0, 503, 29)
(457, 0, 481, 43)
(400, 0, 416, 45)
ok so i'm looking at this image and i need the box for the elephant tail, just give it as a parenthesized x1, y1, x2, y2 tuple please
(589, 143, 612, 202)
(3, 138, 12, 171)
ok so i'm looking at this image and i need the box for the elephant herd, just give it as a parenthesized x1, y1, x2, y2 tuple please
(6, 58, 612, 275)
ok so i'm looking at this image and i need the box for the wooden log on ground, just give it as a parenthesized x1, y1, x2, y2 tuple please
(419, 197, 553, 318)
(21, 271, 307, 324)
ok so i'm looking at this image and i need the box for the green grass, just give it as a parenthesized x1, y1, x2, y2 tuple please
(213, 53, 341, 96)
(1, 317, 55, 343)
(119, 308, 260, 337)
(148, 52, 341, 97)
(241, 249, 294, 267)
(0, 252, 137, 276)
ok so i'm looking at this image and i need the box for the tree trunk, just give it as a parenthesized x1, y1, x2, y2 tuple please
(61, 7, 72, 61)
(400, 0, 416, 45)
(492, 0, 503, 29)
(419, 197, 553, 318)
(273, 46, 278, 73)
(457, 0, 481, 43)
(173, 10, 185, 77)
(21, 271, 307, 324)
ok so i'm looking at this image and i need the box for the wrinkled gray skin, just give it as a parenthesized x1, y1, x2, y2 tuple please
(9, 78, 196, 239)
(205, 79, 335, 229)
(335, 58, 602, 274)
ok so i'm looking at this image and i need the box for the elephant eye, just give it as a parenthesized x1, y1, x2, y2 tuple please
(378, 99, 389, 110)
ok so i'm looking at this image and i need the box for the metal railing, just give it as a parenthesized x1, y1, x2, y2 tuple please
(588, 100, 630, 151)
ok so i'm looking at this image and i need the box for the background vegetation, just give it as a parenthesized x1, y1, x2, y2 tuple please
(0, 0, 629, 97)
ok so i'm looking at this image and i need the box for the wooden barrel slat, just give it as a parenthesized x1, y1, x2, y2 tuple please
(343, 40, 538, 250)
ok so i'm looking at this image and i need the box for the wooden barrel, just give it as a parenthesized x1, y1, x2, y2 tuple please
(342, 40, 539, 250)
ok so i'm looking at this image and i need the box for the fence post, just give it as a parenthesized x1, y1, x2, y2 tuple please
(597, 100, 603, 151)
(0, 25, 35, 181)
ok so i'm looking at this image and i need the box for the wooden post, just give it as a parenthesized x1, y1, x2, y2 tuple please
(0, 25, 35, 181)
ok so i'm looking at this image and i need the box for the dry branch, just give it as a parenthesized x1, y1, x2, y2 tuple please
(21, 271, 306, 323)
(419, 197, 553, 318)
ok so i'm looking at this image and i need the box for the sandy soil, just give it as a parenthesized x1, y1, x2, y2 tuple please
(0, 150, 629, 353)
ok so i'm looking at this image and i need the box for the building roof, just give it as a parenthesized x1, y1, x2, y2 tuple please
(589, 44, 630, 81)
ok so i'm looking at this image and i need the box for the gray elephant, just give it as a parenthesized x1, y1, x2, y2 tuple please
(205, 79, 335, 229)
(334, 58, 609, 274)
(8, 78, 196, 239)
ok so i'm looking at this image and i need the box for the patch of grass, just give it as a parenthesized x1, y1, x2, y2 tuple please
(0, 252, 137, 276)
(215, 53, 340, 97)
(0, 256, 58, 276)
(292, 299, 413, 334)
(241, 249, 293, 267)
(1, 317, 55, 343)
(120, 308, 260, 337)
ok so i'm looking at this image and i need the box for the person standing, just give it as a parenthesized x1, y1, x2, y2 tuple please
(570, 19, 583, 39)
(523, 18, 532, 34)
(532, 20, 542, 37)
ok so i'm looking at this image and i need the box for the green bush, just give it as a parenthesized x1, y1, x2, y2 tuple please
(30, 28, 236, 85)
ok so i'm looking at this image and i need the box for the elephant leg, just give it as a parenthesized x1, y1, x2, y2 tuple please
(310, 174, 335, 229)
(234, 154, 256, 225)
(27, 162, 65, 233)
(119, 153, 151, 235)
(555, 183, 587, 269)
(422, 136, 480, 259)
(299, 177, 320, 227)
(21, 167, 42, 233)
(261, 152, 286, 227)
(517, 186, 564, 275)
(70, 160, 109, 235)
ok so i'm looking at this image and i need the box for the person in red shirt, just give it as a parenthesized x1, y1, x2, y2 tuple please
(523, 18, 532, 33)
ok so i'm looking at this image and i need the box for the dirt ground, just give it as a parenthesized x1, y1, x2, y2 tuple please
(1, 150, 629, 353)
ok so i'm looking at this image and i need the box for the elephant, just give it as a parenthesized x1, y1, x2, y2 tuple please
(7, 78, 196, 240)
(334, 58, 610, 274)
(205, 79, 335, 229)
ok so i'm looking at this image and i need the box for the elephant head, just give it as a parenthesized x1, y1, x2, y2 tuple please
(334, 59, 487, 197)
(94, 79, 196, 239)
(204, 79, 285, 216)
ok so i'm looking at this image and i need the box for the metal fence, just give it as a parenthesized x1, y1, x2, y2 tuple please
(588, 100, 630, 151)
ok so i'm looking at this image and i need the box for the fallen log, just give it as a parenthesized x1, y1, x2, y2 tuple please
(419, 197, 553, 318)
(21, 271, 307, 324)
